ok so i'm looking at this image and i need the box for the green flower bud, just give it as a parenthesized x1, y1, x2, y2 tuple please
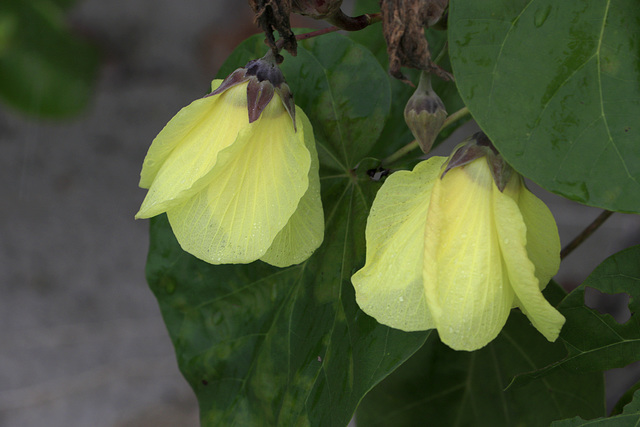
(404, 71, 448, 154)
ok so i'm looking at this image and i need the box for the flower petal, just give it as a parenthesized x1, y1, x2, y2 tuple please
(518, 185, 561, 290)
(260, 108, 324, 267)
(352, 157, 446, 332)
(423, 159, 514, 351)
(136, 80, 247, 218)
(493, 179, 565, 342)
(166, 96, 311, 264)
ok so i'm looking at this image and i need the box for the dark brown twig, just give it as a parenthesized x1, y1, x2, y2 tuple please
(560, 210, 614, 260)
(274, 13, 381, 50)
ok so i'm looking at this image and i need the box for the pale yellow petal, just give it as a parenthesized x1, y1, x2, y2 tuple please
(166, 96, 310, 264)
(260, 108, 324, 267)
(518, 185, 561, 290)
(493, 180, 565, 342)
(352, 157, 446, 332)
(136, 80, 246, 218)
(423, 159, 514, 351)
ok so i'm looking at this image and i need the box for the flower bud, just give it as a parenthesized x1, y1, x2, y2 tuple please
(404, 71, 448, 154)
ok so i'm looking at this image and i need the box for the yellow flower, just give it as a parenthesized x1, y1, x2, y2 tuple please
(136, 59, 324, 267)
(351, 136, 565, 351)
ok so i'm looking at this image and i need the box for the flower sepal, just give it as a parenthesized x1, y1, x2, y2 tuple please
(443, 131, 514, 191)
(209, 51, 296, 129)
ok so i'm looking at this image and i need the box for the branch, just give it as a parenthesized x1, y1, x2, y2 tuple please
(560, 210, 614, 260)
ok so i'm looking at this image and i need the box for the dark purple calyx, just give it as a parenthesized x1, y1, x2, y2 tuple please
(441, 131, 514, 191)
(208, 51, 296, 130)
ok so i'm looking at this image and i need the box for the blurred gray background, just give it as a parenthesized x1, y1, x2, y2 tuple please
(1, 1, 638, 426)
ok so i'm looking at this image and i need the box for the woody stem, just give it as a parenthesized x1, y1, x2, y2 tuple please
(560, 210, 614, 260)
(382, 106, 470, 166)
(295, 13, 381, 41)
(274, 13, 381, 52)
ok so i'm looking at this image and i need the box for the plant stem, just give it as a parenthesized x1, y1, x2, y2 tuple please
(382, 106, 470, 165)
(294, 13, 381, 42)
(432, 41, 448, 65)
(327, 11, 381, 31)
(560, 210, 614, 260)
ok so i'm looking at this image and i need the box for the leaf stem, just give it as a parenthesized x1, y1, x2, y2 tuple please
(382, 106, 470, 165)
(560, 210, 614, 260)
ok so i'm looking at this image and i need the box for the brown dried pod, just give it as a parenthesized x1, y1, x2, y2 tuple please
(380, 0, 451, 83)
(291, 0, 343, 19)
(248, 0, 297, 56)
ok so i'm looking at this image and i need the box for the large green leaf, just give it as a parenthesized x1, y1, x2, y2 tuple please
(146, 34, 430, 426)
(449, 0, 640, 213)
(357, 283, 605, 426)
(0, 0, 99, 117)
(552, 390, 640, 426)
(511, 245, 640, 386)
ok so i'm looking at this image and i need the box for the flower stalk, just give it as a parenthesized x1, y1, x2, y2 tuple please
(382, 106, 470, 166)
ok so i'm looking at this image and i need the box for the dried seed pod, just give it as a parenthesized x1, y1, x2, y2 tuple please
(291, 0, 343, 19)
(380, 0, 451, 82)
(248, 0, 297, 56)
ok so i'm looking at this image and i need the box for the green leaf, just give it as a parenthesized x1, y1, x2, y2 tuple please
(357, 283, 605, 426)
(147, 35, 430, 426)
(0, 0, 99, 117)
(551, 390, 640, 426)
(612, 380, 640, 416)
(449, 0, 640, 213)
(511, 245, 640, 386)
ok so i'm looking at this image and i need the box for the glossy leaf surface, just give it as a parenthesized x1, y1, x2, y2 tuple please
(512, 245, 640, 386)
(449, 0, 640, 213)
